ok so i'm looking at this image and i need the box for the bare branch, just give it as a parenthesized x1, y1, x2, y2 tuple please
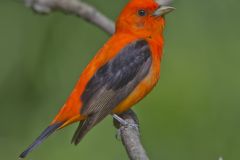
(114, 110, 150, 160)
(24, 0, 149, 159)
(25, 0, 115, 34)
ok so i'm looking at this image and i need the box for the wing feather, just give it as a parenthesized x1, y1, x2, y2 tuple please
(72, 39, 152, 144)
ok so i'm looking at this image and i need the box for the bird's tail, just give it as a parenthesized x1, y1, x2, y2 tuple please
(19, 122, 64, 159)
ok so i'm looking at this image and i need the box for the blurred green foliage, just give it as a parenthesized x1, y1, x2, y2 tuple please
(0, 0, 239, 159)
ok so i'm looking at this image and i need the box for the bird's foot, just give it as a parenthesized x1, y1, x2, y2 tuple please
(112, 114, 139, 130)
(113, 114, 139, 140)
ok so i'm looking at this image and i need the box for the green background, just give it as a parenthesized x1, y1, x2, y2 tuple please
(0, 0, 239, 159)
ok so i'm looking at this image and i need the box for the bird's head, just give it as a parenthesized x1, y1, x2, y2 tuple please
(116, 0, 175, 37)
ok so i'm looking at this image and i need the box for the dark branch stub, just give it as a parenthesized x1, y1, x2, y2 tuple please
(113, 110, 149, 160)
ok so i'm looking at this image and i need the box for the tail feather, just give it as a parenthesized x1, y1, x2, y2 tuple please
(71, 120, 84, 144)
(71, 113, 106, 145)
(19, 122, 63, 159)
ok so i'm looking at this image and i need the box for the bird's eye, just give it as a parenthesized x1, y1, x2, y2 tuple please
(138, 9, 146, 17)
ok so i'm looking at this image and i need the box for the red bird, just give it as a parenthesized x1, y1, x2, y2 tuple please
(19, 0, 174, 158)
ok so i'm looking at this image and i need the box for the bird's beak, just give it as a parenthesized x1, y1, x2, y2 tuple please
(153, 6, 175, 17)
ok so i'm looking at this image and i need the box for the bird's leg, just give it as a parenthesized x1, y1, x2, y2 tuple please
(113, 114, 138, 141)
(112, 114, 138, 129)
(113, 114, 128, 126)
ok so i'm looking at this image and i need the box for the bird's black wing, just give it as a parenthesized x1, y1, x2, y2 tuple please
(72, 39, 152, 144)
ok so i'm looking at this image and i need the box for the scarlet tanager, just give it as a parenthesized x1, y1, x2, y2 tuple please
(19, 0, 174, 158)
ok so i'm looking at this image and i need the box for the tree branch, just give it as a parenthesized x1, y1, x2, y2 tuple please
(24, 0, 149, 159)
(25, 0, 115, 34)
(114, 110, 149, 160)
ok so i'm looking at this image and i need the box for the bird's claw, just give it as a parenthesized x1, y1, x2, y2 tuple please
(113, 114, 139, 130)
(127, 123, 139, 130)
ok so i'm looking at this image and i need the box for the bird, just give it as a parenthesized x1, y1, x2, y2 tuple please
(19, 0, 174, 158)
